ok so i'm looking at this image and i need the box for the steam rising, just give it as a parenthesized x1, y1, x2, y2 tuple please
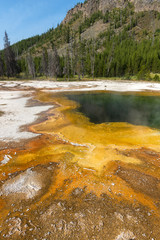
(67, 93, 160, 129)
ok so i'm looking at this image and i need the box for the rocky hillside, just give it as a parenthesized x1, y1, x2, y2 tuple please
(11, 0, 160, 58)
(4, 0, 160, 80)
(63, 0, 160, 24)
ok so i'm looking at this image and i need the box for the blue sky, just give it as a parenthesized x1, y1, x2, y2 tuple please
(0, 0, 83, 49)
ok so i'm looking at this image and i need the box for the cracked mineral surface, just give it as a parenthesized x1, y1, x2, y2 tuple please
(0, 81, 160, 239)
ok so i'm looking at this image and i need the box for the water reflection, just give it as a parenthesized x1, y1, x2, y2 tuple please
(67, 92, 160, 128)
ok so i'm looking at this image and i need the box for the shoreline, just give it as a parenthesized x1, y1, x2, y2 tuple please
(1, 80, 160, 145)
(1, 79, 160, 92)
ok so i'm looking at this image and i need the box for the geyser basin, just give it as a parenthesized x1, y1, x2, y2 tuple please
(1, 89, 160, 239)
(67, 92, 160, 129)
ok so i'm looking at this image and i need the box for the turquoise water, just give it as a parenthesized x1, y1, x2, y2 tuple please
(67, 92, 160, 129)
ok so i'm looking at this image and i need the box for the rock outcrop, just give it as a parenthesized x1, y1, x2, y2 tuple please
(63, 0, 160, 24)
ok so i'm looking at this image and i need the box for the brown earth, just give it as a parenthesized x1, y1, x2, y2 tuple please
(0, 90, 160, 239)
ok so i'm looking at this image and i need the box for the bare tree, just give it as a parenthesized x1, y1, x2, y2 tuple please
(80, 40, 86, 79)
(26, 54, 35, 78)
(41, 48, 48, 76)
(69, 30, 76, 76)
(53, 47, 60, 80)
(48, 52, 53, 78)
(62, 47, 70, 81)
(75, 40, 82, 80)
(151, 12, 156, 46)
(107, 42, 115, 76)
(3, 31, 17, 78)
(72, 38, 78, 76)
(63, 56, 67, 81)
(0, 54, 4, 77)
(48, 46, 60, 80)
(90, 39, 96, 80)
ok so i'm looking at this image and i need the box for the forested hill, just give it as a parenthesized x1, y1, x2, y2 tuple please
(2, 0, 160, 80)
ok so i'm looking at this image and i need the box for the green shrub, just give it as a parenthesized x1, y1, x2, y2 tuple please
(153, 74, 160, 81)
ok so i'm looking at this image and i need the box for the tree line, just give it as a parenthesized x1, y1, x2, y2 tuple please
(1, 25, 160, 81)
(0, 31, 18, 78)
(0, 32, 62, 79)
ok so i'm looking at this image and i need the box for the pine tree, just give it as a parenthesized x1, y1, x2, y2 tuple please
(3, 31, 17, 78)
